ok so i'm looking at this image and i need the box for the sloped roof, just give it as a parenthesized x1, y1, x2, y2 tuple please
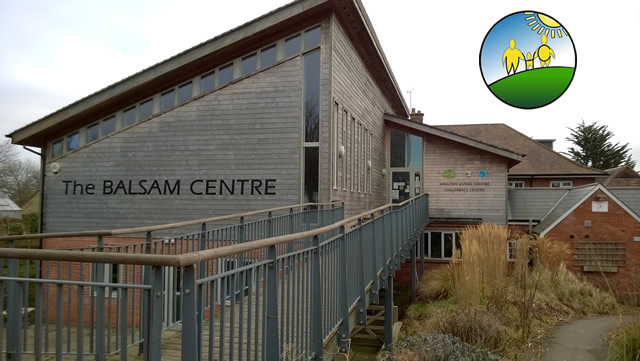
(508, 188, 568, 221)
(600, 166, 640, 186)
(436, 124, 607, 177)
(532, 185, 598, 233)
(9, 0, 409, 146)
(609, 188, 640, 215)
(0, 194, 22, 219)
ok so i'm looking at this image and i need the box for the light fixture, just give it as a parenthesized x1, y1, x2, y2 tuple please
(50, 163, 61, 174)
(367, 160, 372, 170)
(381, 168, 387, 176)
(338, 145, 345, 159)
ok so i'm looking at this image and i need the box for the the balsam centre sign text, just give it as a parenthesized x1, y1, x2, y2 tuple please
(61, 179, 277, 196)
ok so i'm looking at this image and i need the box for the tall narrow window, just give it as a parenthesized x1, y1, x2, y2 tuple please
(161, 90, 175, 111)
(218, 63, 233, 86)
(369, 132, 373, 194)
(364, 128, 368, 194)
(178, 82, 193, 104)
(51, 139, 63, 158)
(408, 134, 423, 168)
(123, 107, 136, 127)
(351, 116, 355, 191)
(360, 124, 365, 193)
(241, 53, 257, 76)
(86, 123, 99, 143)
(304, 147, 319, 203)
(342, 109, 347, 190)
(333, 101, 339, 190)
(67, 132, 79, 151)
(302, 49, 320, 203)
(200, 72, 215, 93)
(260, 45, 276, 68)
(139, 99, 153, 120)
(356, 123, 360, 193)
(285, 35, 301, 57)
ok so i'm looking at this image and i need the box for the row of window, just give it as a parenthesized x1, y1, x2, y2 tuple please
(423, 231, 516, 261)
(50, 25, 322, 160)
(508, 180, 573, 189)
(332, 101, 373, 194)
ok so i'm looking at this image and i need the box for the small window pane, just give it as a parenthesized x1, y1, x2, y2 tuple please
(304, 147, 319, 203)
(303, 50, 320, 142)
(161, 90, 175, 111)
(390, 129, 406, 167)
(102, 116, 115, 135)
(201, 72, 215, 93)
(178, 82, 193, 104)
(408, 135, 423, 168)
(242, 53, 257, 76)
(123, 107, 136, 127)
(304, 26, 321, 50)
(284, 35, 301, 57)
(430, 232, 442, 259)
(218, 64, 233, 86)
(444, 233, 454, 258)
(51, 139, 63, 158)
(455, 233, 462, 257)
(86, 123, 99, 143)
(139, 99, 153, 120)
(260, 45, 276, 68)
(67, 132, 79, 151)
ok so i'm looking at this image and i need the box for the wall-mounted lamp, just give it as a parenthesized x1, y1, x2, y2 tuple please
(367, 160, 372, 170)
(338, 145, 345, 159)
(50, 162, 61, 174)
(381, 168, 387, 176)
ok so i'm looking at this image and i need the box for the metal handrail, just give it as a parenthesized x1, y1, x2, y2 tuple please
(0, 201, 341, 242)
(0, 195, 427, 267)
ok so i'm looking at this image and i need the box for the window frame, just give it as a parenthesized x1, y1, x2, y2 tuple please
(424, 231, 461, 260)
(86, 122, 100, 143)
(550, 180, 572, 188)
(508, 181, 525, 189)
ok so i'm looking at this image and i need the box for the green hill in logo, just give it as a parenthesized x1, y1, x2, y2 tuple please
(489, 67, 575, 109)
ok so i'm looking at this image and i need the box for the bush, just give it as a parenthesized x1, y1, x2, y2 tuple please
(377, 333, 499, 361)
(22, 212, 39, 234)
(608, 321, 640, 361)
(417, 265, 455, 301)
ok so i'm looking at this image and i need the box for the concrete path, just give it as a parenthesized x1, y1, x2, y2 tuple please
(541, 315, 632, 361)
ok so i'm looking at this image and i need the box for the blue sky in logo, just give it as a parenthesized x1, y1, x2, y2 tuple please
(480, 12, 576, 85)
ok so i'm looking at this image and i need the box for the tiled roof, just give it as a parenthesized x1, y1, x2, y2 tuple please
(532, 185, 598, 233)
(436, 124, 607, 176)
(609, 188, 640, 216)
(0, 195, 22, 219)
(508, 188, 568, 221)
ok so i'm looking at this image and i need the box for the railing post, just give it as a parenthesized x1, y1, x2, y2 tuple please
(140, 232, 152, 356)
(337, 226, 350, 354)
(6, 240, 22, 361)
(96, 236, 106, 361)
(356, 218, 367, 326)
(370, 212, 379, 305)
(181, 265, 198, 361)
(420, 232, 425, 278)
(410, 242, 417, 302)
(288, 208, 294, 253)
(381, 209, 389, 282)
(384, 272, 394, 350)
(310, 235, 323, 360)
(264, 244, 280, 360)
(197, 223, 207, 357)
(148, 266, 163, 361)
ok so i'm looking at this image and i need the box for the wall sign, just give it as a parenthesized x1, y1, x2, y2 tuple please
(61, 178, 277, 196)
(440, 169, 490, 192)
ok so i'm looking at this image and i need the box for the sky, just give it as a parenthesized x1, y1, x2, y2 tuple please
(1, 0, 639, 169)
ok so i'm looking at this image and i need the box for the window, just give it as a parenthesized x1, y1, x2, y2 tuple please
(351, 116, 355, 191)
(218, 63, 233, 86)
(86, 123, 99, 143)
(102, 116, 116, 135)
(139, 99, 153, 120)
(551, 181, 572, 188)
(304, 147, 319, 203)
(507, 240, 517, 262)
(333, 101, 339, 190)
(302, 49, 320, 203)
(424, 231, 461, 259)
(342, 110, 347, 190)
(369, 133, 373, 194)
(508, 181, 525, 189)
(304, 26, 321, 50)
(51, 139, 63, 158)
(178, 82, 193, 104)
(284, 35, 301, 57)
(67, 132, 79, 151)
(391, 129, 422, 168)
(161, 90, 175, 111)
(260, 45, 276, 68)
(123, 107, 137, 127)
(91, 263, 121, 297)
(200, 72, 215, 93)
(241, 53, 257, 76)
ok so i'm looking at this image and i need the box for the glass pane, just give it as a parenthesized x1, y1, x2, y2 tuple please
(260, 45, 276, 68)
(284, 35, 301, 57)
(444, 233, 454, 258)
(161, 90, 175, 111)
(392, 171, 410, 204)
(218, 63, 233, 86)
(455, 233, 462, 257)
(408, 134, 423, 168)
(423, 233, 429, 257)
(102, 116, 115, 135)
(67, 132, 79, 151)
(390, 129, 406, 167)
(201, 72, 215, 93)
(139, 99, 153, 120)
(123, 107, 136, 126)
(178, 82, 193, 104)
(430, 232, 442, 259)
(304, 147, 319, 203)
(86, 123, 99, 143)
(51, 140, 63, 158)
(304, 50, 320, 142)
(241, 53, 257, 76)
(414, 171, 421, 195)
(304, 26, 321, 50)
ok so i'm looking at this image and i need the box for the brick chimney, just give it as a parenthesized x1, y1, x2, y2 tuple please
(410, 108, 424, 123)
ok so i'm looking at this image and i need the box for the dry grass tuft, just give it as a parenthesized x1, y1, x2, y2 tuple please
(607, 320, 640, 361)
(417, 264, 455, 301)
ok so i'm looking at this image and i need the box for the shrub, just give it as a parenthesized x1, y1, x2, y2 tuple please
(608, 321, 640, 361)
(377, 333, 499, 361)
(417, 264, 455, 301)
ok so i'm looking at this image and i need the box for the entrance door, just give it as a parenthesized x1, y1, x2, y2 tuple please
(391, 170, 421, 203)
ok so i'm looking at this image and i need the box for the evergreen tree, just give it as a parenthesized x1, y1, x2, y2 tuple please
(565, 121, 635, 170)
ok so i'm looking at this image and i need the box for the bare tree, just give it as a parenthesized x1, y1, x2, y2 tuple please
(0, 139, 40, 206)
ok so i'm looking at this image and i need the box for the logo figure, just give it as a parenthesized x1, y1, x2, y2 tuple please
(480, 11, 576, 109)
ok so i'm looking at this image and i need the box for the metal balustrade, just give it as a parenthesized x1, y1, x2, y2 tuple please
(0, 195, 428, 360)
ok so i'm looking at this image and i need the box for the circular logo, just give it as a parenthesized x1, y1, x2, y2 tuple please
(479, 11, 576, 109)
(478, 170, 487, 178)
(442, 169, 457, 179)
